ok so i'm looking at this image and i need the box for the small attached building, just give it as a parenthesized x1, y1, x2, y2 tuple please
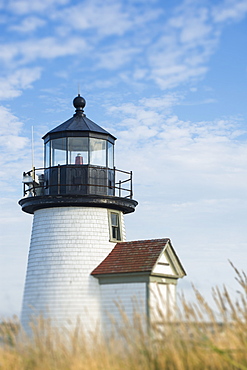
(91, 238, 186, 329)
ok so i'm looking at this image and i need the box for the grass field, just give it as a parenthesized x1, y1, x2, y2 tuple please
(1, 264, 247, 370)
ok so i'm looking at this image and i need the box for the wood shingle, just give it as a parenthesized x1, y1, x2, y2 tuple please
(91, 238, 171, 275)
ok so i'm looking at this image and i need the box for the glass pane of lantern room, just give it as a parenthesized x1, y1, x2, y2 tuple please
(68, 137, 88, 165)
(51, 138, 66, 166)
(107, 141, 114, 168)
(45, 141, 50, 168)
(90, 138, 106, 166)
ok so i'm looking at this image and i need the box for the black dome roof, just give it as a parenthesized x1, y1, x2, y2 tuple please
(42, 95, 116, 143)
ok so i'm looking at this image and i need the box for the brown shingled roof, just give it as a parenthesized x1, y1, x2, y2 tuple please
(91, 238, 170, 275)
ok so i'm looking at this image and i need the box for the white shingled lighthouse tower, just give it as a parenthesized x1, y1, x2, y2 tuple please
(19, 95, 185, 332)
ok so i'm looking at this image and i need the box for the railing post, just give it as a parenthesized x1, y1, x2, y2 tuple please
(114, 166, 116, 196)
(57, 165, 60, 195)
(130, 171, 133, 199)
(32, 166, 35, 180)
(119, 180, 121, 197)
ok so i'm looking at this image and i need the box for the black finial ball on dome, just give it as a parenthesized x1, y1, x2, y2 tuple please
(73, 94, 86, 113)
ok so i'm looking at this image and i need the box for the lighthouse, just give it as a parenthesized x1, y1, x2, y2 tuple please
(19, 95, 137, 331)
(19, 95, 186, 333)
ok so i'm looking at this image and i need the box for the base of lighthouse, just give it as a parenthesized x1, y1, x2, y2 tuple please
(21, 206, 125, 332)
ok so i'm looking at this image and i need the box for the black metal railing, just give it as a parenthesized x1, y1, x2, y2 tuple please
(22, 165, 133, 199)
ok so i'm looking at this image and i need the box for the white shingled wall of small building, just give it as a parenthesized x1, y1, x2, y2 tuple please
(21, 206, 125, 332)
(149, 281, 177, 322)
(100, 282, 147, 332)
(99, 280, 178, 332)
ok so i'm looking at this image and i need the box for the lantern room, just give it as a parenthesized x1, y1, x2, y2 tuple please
(44, 95, 115, 169)
(42, 95, 116, 197)
(20, 95, 137, 215)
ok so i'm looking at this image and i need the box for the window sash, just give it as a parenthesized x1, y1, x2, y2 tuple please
(108, 211, 122, 242)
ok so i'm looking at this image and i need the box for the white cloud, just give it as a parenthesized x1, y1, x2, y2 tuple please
(0, 105, 24, 135)
(212, 0, 247, 23)
(0, 105, 32, 194)
(108, 94, 182, 132)
(146, 3, 219, 90)
(109, 102, 163, 130)
(21, 37, 88, 62)
(0, 105, 28, 157)
(0, 43, 19, 64)
(107, 99, 247, 189)
(169, 6, 212, 44)
(53, 0, 162, 38)
(0, 68, 42, 99)
(7, 0, 69, 15)
(53, 0, 132, 37)
(2, 0, 246, 94)
(1, 0, 247, 97)
(0, 134, 27, 153)
(96, 46, 140, 70)
(9, 16, 46, 32)
(132, 68, 148, 80)
(144, 0, 247, 90)
(0, 37, 88, 66)
(0, 120, 42, 203)
(140, 93, 182, 110)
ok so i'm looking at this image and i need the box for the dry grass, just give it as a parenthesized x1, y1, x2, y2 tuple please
(1, 264, 247, 370)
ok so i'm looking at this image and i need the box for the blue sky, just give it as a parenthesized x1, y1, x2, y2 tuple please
(1, 0, 247, 317)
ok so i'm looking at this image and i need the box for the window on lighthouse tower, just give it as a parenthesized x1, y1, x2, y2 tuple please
(108, 211, 122, 242)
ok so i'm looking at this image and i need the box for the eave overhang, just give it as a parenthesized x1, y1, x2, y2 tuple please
(19, 194, 138, 215)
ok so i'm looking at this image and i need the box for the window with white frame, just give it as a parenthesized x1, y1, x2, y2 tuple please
(108, 211, 122, 241)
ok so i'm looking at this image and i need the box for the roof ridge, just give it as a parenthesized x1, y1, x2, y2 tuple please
(118, 238, 170, 245)
(81, 115, 90, 131)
